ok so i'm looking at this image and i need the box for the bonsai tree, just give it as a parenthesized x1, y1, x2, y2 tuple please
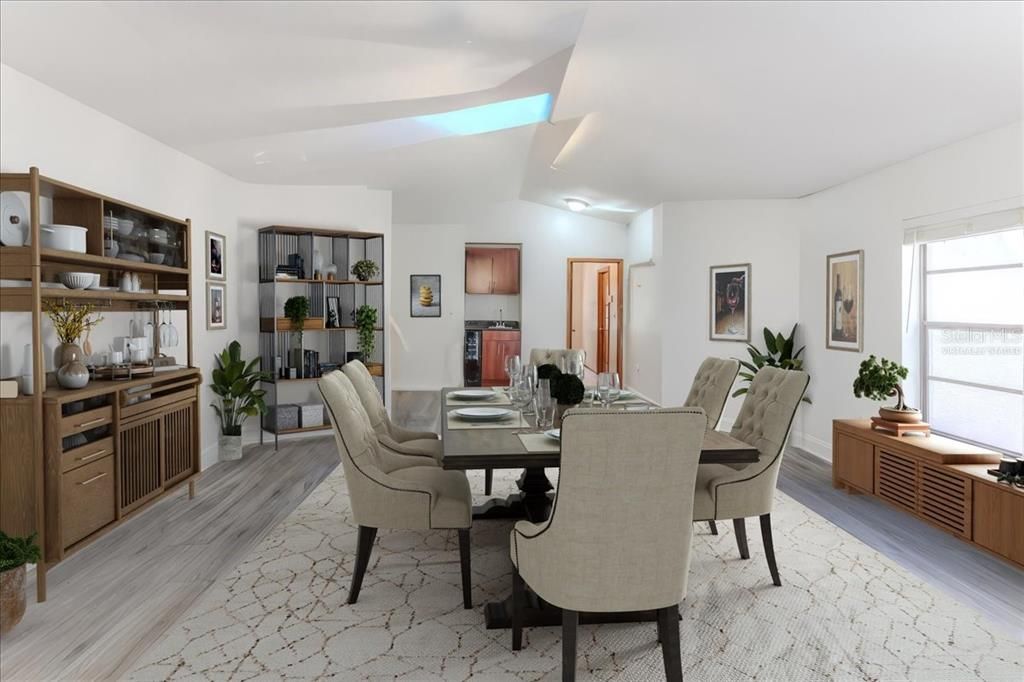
(354, 304, 378, 361)
(734, 324, 811, 404)
(551, 373, 585, 405)
(853, 355, 911, 411)
(210, 341, 271, 437)
(351, 259, 380, 282)
(0, 532, 40, 573)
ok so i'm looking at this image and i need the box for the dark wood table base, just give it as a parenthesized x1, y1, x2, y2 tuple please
(473, 467, 553, 522)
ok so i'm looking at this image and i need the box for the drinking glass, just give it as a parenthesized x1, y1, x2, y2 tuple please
(535, 389, 556, 432)
(505, 354, 522, 388)
(510, 379, 534, 430)
(597, 372, 611, 407)
(607, 372, 621, 403)
(566, 354, 584, 382)
(520, 368, 537, 414)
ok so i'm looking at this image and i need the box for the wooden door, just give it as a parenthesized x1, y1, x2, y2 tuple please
(596, 268, 610, 373)
(491, 248, 520, 294)
(465, 248, 493, 294)
(481, 330, 521, 386)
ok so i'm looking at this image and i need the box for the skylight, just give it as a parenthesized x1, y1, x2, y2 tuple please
(415, 93, 552, 136)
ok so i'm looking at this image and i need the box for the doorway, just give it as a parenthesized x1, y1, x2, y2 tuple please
(567, 258, 623, 381)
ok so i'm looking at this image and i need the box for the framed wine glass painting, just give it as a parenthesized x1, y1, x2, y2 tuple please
(826, 250, 864, 351)
(709, 263, 751, 342)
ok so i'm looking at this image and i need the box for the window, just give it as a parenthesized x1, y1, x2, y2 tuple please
(920, 227, 1023, 454)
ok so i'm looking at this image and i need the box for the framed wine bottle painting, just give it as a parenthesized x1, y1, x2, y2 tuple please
(709, 263, 750, 342)
(826, 250, 864, 351)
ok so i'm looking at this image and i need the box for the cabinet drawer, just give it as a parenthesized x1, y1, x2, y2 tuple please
(121, 385, 196, 421)
(61, 405, 113, 436)
(61, 454, 115, 548)
(62, 436, 114, 474)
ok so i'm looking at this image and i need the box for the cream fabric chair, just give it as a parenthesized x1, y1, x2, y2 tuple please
(318, 371, 474, 608)
(509, 407, 707, 682)
(692, 366, 809, 586)
(528, 348, 585, 370)
(343, 359, 442, 464)
(683, 357, 739, 536)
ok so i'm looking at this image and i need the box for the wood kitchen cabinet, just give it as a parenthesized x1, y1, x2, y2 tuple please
(466, 247, 520, 294)
(481, 330, 521, 386)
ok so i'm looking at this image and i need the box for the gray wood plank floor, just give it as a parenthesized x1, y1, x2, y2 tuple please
(2, 391, 1020, 680)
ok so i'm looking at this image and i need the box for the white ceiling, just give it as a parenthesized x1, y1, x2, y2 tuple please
(1, 1, 1021, 223)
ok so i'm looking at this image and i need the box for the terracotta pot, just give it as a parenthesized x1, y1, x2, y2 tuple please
(879, 406, 923, 423)
(0, 565, 26, 636)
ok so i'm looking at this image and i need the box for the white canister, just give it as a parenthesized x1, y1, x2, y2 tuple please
(38, 224, 88, 253)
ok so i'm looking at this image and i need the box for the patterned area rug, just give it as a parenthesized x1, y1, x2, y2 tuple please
(129, 466, 1023, 681)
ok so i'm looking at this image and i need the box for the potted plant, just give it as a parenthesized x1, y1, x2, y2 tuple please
(550, 372, 585, 426)
(283, 295, 309, 374)
(351, 259, 380, 282)
(853, 355, 920, 423)
(44, 300, 102, 388)
(536, 363, 562, 381)
(210, 341, 270, 460)
(733, 324, 811, 403)
(354, 304, 378, 363)
(0, 532, 40, 635)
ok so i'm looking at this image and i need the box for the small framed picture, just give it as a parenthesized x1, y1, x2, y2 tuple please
(826, 250, 864, 352)
(206, 282, 226, 330)
(709, 263, 751, 342)
(410, 274, 441, 318)
(206, 231, 226, 280)
(326, 296, 341, 328)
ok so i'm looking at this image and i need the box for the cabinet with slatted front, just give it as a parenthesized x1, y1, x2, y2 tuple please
(833, 419, 1021, 569)
(43, 369, 201, 562)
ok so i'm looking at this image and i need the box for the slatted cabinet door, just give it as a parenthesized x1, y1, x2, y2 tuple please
(163, 401, 196, 486)
(119, 413, 164, 514)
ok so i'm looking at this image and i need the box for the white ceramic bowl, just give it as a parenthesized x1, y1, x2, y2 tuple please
(40, 224, 87, 253)
(58, 271, 95, 289)
(148, 252, 166, 265)
(117, 219, 134, 236)
(89, 273, 101, 289)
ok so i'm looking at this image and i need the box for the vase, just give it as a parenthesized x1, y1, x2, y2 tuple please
(54, 343, 89, 389)
(0, 565, 26, 636)
(219, 433, 243, 461)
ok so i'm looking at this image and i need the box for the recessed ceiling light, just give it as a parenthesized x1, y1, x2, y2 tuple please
(564, 198, 589, 212)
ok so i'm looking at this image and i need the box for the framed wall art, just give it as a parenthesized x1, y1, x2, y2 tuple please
(709, 263, 751, 342)
(410, 274, 441, 318)
(206, 230, 226, 280)
(826, 250, 864, 351)
(206, 282, 226, 330)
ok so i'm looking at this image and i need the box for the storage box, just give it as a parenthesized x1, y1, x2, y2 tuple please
(299, 403, 324, 428)
(265, 404, 300, 433)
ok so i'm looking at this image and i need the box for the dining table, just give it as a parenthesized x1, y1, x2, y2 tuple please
(439, 386, 761, 630)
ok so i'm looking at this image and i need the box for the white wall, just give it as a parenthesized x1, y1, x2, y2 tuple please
(391, 201, 628, 390)
(0, 64, 391, 466)
(625, 206, 663, 402)
(796, 121, 1024, 458)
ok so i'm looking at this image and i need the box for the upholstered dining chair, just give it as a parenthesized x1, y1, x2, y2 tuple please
(318, 371, 474, 608)
(343, 359, 442, 464)
(528, 347, 586, 370)
(509, 407, 707, 682)
(692, 366, 809, 586)
(683, 356, 739, 535)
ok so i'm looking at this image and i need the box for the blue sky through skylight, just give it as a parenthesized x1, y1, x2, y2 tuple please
(414, 93, 552, 136)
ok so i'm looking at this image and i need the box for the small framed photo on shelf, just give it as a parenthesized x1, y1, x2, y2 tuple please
(826, 250, 864, 352)
(410, 274, 441, 318)
(326, 296, 341, 328)
(206, 282, 226, 330)
(709, 263, 750, 342)
(206, 230, 226, 280)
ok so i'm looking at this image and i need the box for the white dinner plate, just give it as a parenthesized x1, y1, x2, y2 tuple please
(585, 389, 636, 401)
(453, 407, 512, 421)
(449, 389, 496, 401)
(544, 429, 561, 441)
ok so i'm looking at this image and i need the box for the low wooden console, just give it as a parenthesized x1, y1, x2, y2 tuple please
(833, 419, 1022, 568)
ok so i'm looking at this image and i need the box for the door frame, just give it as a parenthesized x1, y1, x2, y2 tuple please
(565, 258, 624, 379)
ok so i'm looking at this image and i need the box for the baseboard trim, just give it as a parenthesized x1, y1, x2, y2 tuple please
(794, 431, 832, 462)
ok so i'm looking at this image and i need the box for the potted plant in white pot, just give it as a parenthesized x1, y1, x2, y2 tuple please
(1, 532, 40, 635)
(210, 341, 270, 460)
(853, 354, 921, 423)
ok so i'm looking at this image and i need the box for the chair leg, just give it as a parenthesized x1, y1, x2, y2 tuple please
(484, 468, 493, 495)
(708, 520, 718, 535)
(458, 528, 472, 609)
(562, 609, 578, 682)
(733, 518, 749, 559)
(347, 525, 377, 604)
(512, 569, 525, 650)
(658, 606, 682, 682)
(760, 513, 781, 586)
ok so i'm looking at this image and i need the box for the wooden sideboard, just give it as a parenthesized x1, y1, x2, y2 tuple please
(833, 419, 1022, 568)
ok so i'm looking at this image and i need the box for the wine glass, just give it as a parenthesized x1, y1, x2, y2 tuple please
(520, 368, 536, 414)
(566, 354, 584, 383)
(505, 354, 522, 389)
(510, 378, 534, 431)
(597, 372, 611, 407)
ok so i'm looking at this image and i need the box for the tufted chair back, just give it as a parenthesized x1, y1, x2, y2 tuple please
(342, 360, 388, 436)
(528, 348, 585, 370)
(684, 357, 739, 428)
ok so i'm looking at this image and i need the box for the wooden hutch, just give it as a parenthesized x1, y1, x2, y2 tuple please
(0, 168, 201, 601)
